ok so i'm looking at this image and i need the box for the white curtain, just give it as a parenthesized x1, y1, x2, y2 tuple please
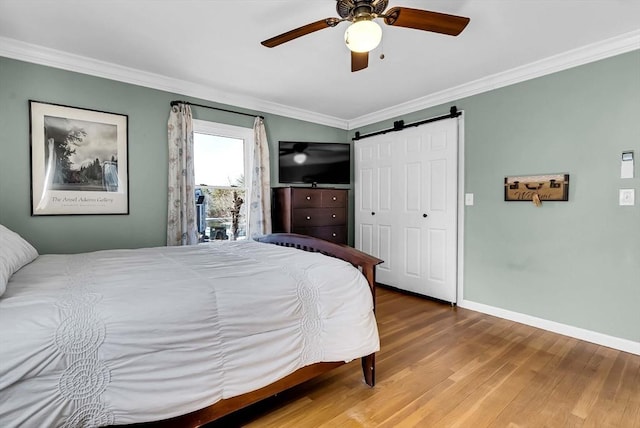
(167, 104, 199, 246)
(248, 117, 272, 239)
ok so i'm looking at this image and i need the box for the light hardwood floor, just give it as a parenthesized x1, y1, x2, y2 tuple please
(208, 287, 640, 427)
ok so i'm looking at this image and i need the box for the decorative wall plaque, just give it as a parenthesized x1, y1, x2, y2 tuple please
(504, 174, 569, 204)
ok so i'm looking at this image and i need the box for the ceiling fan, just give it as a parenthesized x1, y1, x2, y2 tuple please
(261, 0, 470, 72)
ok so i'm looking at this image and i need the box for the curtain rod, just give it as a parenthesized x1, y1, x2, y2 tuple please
(170, 100, 264, 119)
(352, 106, 461, 141)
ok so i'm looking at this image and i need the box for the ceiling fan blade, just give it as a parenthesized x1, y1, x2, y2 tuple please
(261, 18, 340, 48)
(384, 7, 470, 36)
(351, 51, 369, 72)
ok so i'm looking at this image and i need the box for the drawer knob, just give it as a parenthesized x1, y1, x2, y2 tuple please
(306, 216, 311, 220)
(332, 196, 337, 201)
(306, 196, 311, 200)
(332, 233, 337, 237)
(332, 214, 336, 218)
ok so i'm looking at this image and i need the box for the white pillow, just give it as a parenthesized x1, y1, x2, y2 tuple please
(0, 224, 39, 296)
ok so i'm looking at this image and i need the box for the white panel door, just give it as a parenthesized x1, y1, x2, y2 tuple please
(354, 118, 458, 302)
(354, 137, 394, 285)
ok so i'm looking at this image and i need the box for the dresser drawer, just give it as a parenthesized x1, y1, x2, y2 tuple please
(291, 190, 323, 208)
(291, 208, 346, 227)
(320, 190, 346, 207)
(293, 226, 347, 244)
(290, 189, 347, 208)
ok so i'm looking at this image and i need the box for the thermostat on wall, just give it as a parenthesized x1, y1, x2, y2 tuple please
(621, 151, 634, 179)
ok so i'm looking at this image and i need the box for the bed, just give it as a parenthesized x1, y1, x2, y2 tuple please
(0, 226, 382, 427)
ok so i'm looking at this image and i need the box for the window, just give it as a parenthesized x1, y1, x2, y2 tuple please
(193, 120, 253, 241)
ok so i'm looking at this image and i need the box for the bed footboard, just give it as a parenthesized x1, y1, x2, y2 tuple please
(256, 233, 381, 388)
(255, 233, 383, 297)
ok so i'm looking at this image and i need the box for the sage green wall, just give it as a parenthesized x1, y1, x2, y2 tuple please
(2, 52, 638, 342)
(352, 51, 640, 343)
(0, 57, 349, 254)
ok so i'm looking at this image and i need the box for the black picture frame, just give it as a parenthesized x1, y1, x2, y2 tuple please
(29, 100, 129, 215)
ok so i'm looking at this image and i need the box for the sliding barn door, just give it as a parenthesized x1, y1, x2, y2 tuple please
(354, 137, 394, 286)
(355, 118, 458, 303)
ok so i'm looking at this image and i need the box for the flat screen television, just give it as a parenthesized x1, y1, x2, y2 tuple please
(278, 141, 351, 185)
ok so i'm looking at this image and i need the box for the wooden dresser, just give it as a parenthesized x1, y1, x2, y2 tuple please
(272, 187, 348, 244)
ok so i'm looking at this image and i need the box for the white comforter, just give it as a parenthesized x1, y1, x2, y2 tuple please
(0, 240, 379, 427)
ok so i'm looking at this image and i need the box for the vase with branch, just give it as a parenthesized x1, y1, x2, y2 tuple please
(230, 190, 244, 240)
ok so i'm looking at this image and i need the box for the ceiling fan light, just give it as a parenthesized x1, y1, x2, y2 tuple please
(344, 20, 382, 53)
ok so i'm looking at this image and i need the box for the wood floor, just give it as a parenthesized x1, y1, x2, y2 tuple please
(207, 287, 640, 428)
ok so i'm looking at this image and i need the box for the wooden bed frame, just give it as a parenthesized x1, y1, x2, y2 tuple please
(127, 233, 383, 428)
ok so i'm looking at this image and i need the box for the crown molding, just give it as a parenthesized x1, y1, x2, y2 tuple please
(347, 29, 640, 129)
(0, 36, 349, 130)
(1, 30, 638, 132)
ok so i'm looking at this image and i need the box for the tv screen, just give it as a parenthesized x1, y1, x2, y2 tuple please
(278, 141, 351, 185)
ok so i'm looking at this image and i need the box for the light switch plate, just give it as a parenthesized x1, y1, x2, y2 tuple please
(465, 193, 474, 206)
(619, 189, 635, 206)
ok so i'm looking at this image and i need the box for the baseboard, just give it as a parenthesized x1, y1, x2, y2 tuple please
(458, 299, 640, 356)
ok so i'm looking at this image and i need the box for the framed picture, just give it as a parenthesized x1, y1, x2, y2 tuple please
(30, 100, 129, 215)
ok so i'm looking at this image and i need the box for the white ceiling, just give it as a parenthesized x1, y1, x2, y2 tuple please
(1, 1, 639, 129)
